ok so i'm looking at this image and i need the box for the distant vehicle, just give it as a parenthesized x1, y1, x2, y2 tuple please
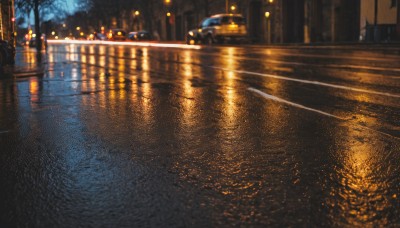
(95, 33, 107, 40)
(186, 14, 248, 45)
(128, 30, 151, 41)
(28, 34, 47, 48)
(107, 29, 127, 41)
(87, 32, 106, 41)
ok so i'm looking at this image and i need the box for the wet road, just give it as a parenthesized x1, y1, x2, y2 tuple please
(1, 42, 400, 227)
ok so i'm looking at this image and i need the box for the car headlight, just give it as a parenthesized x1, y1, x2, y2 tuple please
(188, 31, 194, 37)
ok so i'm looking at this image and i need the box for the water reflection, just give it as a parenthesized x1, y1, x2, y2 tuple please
(29, 77, 39, 103)
(327, 128, 394, 226)
(180, 50, 196, 127)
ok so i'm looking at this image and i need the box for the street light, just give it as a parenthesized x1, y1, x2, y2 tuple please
(134, 10, 140, 31)
(265, 11, 271, 44)
(230, 5, 236, 12)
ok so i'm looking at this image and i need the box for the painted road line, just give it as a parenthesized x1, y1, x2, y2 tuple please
(248, 87, 347, 120)
(249, 87, 400, 140)
(214, 66, 400, 99)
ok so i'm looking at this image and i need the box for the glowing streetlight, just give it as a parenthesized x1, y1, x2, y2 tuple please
(134, 10, 140, 16)
(230, 5, 236, 12)
(166, 12, 171, 17)
(265, 12, 271, 44)
(76, 27, 80, 31)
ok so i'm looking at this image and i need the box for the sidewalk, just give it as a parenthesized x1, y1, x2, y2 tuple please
(0, 47, 44, 79)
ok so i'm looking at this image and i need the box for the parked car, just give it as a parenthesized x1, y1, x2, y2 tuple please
(88, 32, 106, 41)
(186, 14, 248, 45)
(28, 34, 47, 48)
(95, 33, 107, 40)
(128, 30, 151, 41)
(107, 29, 126, 41)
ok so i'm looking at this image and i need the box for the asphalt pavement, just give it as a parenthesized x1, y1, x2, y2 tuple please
(1, 42, 400, 227)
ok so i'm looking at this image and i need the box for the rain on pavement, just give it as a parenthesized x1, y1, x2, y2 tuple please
(1, 41, 400, 227)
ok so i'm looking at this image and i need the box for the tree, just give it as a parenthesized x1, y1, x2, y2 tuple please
(15, 0, 57, 63)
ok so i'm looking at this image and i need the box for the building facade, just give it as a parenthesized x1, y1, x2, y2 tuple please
(0, 0, 14, 41)
(100, 0, 399, 44)
(143, 0, 367, 44)
(360, 0, 399, 41)
(0, 0, 15, 66)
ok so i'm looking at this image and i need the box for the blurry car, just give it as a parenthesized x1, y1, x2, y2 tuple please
(128, 30, 151, 41)
(186, 14, 248, 45)
(107, 29, 126, 41)
(95, 33, 107, 40)
(87, 32, 107, 41)
(29, 34, 47, 48)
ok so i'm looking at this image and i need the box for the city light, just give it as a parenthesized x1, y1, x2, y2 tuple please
(47, 39, 201, 50)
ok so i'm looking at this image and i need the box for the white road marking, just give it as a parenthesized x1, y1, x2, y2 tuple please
(249, 87, 400, 140)
(248, 87, 346, 120)
(213, 66, 400, 98)
(0, 130, 10, 134)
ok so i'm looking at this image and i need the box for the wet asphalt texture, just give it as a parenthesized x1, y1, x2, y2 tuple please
(1, 43, 400, 227)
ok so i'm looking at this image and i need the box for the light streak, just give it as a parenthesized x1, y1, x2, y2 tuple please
(47, 39, 202, 50)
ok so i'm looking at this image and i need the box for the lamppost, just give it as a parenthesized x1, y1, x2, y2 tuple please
(134, 10, 140, 31)
(373, 0, 378, 42)
(230, 5, 236, 13)
(265, 11, 271, 44)
(265, 0, 274, 44)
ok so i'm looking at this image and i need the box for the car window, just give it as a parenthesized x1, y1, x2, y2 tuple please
(221, 16, 245, 25)
(209, 18, 220, 26)
(201, 18, 211, 27)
